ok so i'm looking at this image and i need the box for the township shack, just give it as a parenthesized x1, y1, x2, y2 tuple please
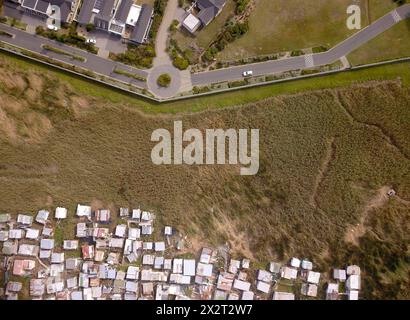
(40, 239, 55, 250)
(76, 204, 92, 219)
(0, 213, 11, 223)
(17, 214, 33, 226)
(55, 207, 68, 219)
(35, 210, 49, 224)
(96, 209, 111, 223)
(183, 259, 196, 276)
(119, 208, 129, 217)
(273, 291, 295, 300)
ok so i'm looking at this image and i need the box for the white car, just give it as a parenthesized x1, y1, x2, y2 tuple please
(243, 70, 253, 77)
(47, 25, 58, 31)
(86, 38, 97, 44)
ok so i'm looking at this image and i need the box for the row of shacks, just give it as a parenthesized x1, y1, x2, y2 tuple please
(0, 208, 361, 300)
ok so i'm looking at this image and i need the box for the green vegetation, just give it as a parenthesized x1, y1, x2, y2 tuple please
(218, 0, 404, 61)
(113, 68, 147, 82)
(150, 0, 169, 40)
(157, 73, 171, 87)
(0, 30, 12, 37)
(110, 43, 156, 69)
(234, 0, 250, 14)
(35, 26, 98, 54)
(0, 16, 27, 30)
(42, 44, 85, 62)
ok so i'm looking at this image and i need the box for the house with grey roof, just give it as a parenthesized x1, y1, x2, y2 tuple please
(182, 0, 226, 33)
(19, 0, 76, 23)
(76, 0, 153, 44)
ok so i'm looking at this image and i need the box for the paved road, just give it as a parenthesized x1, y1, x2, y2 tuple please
(191, 4, 410, 86)
(0, 24, 149, 89)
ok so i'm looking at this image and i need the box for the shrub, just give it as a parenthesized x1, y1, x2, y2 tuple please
(85, 23, 95, 32)
(157, 73, 171, 87)
(173, 56, 189, 70)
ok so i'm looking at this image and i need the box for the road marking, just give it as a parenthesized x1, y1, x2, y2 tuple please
(391, 10, 402, 23)
(304, 54, 314, 68)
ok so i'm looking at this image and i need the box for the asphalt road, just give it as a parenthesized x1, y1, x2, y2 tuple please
(191, 4, 410, 86)
(0, 24, 149, 89)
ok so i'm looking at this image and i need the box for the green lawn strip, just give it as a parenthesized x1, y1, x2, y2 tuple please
(1, 51, 409, 114)
(113, 67, 147, 82)
(42, 44, 86, 62)
(0, 16, 27, 31)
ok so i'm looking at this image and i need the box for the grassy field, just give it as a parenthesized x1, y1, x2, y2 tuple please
(0, 53, 409, 298)
(218, 0, 408, 61)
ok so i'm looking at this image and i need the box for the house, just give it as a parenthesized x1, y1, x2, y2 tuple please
(155, 241, 165, 252)
(346, 274, 361, 291)
(143, 241, 153, 250)
(39, 250, 51, 259)
(164, 226, 172, 236)
(233, 279, 251, 292)
(20, 0, 76, 24)
(13, 259, 36, 276)
(326, 283, 339, 300)
(128, 227, 140, 240)
(281, 267, 298, 280)
(216, 273, 234, 291)
(182, 13, 201, 34)
(92, 227, 109, 238)
(269, 262, 281, 274)
(77, 0, 153, 44)
(76, 204, 92, 219)
(273, 291, 295, 300)
(242, 291, 254, 300)
(9, 229, 23, 239)
(17, 214, 33, 225)
(143, 254, 155, 266)
(290, 257, 301, 268)
(0, 230, 8, 242)
(0, 213, 11, 223)
(18, 244, 39, 256)
(346, 265, 361, 276)
(214, 289, 227, 300)
(55, 207, 68, 219)
(76, 223, 88, 238)
(183, 259, 196, 276)
(141, 224, 153, 235)
(333, 269, 347, 281)
(196, 0, 226, 27)
(119, 207, 129, 217)
(108, 238, 124, 249)
(228, 259, 241, 274)
(173, 259, 183, 274)
(2, 241, 18, 255)
(30, 279, 45, 297)
(196, 263, 213, 277)
(25, 228, 40, 240)
(115, 224, 127, 237)
(126, 266, 139, 280)
(347, 290, 359, 300)
(169, 274, 191, 285)
(200, 248, 213, 264)
(51, 252, 65, 263)
(42, 226, 53, 237)
(35, 210, 49, 224)
(95, 250, 105, 262)
(132, 208, 141, 220)
(301, 260, 313, 270)
(307, 271, 321, 284)
(301, 283, 318, 297)
(63, 240, 79, 250)
(107, 252, 120, 265)
(257, 270, 272, 283)
(256, 280, 270, 294)
(154, 257, 164, 269)
(81, 244, 94, 260)
(66, 258, 81, 270)
(40, 238, 55, 250)
(96, 209, 110, 223)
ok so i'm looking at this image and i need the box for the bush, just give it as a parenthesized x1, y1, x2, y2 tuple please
(85, 23, 95, 32)
(173, 56, 189, 70)
(157, 73, 171, 87)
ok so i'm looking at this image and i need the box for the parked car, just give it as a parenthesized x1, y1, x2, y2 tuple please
(47, 25, 58, 31)
(86, 38, 97, 44)
(242, 70, 253, 77)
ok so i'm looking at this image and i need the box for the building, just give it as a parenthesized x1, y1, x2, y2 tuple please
(182, 0, 226, 33)
(96, 209, 110, 223)
(19, 0, 76, 24)
(76, 204, 92, 219)
(77, 0, 153, 44)
(272, 291, 295, 300)
(55, 207, 68, 219)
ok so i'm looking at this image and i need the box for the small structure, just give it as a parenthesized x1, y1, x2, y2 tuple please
(182, 14, 201, 33)
(164, 226, 172, 236)
(301, 283, 318, 297)
(307, 271, 321, 284)
(281, 267, 298, 280)
(76, 205, 92, 219)
(96, 209, 110, 223)
(132, 209, 141, 220)
(128, 228, 140, 240)
(119, 207, 129, 217)
(17, 214, 33, 226)
(301, 260, 313, 270)
(257, 281, 270, 294)
(35, 210, 49, 224)
(290, 257, 301, 268)
(273, 291, 295, 300)
(326, 283, 339, 300)
(55, 207, 68, 219)
(257, 270, 273, 283)
(333, 269, 347, 282)
(346, 265, 361, 276)
(183, 259, 196, 276)
(40, 239, 55, 250)
(76, 223, 88, 238)
(51, 252, 65, 264)
(155, 241, 165, 252)
(115, 224, 127, 238)
(233, 279, 251, 292)
(346, 274, 361, 291)
(25, 228, 40, 240)
(9, 229, 23, 239)
(242, 291, 254, 300)
(82, 245, 95, 260)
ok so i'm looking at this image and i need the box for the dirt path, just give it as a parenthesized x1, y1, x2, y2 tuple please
(344, 185, 391, 245)
(154, 0, 178, 67)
